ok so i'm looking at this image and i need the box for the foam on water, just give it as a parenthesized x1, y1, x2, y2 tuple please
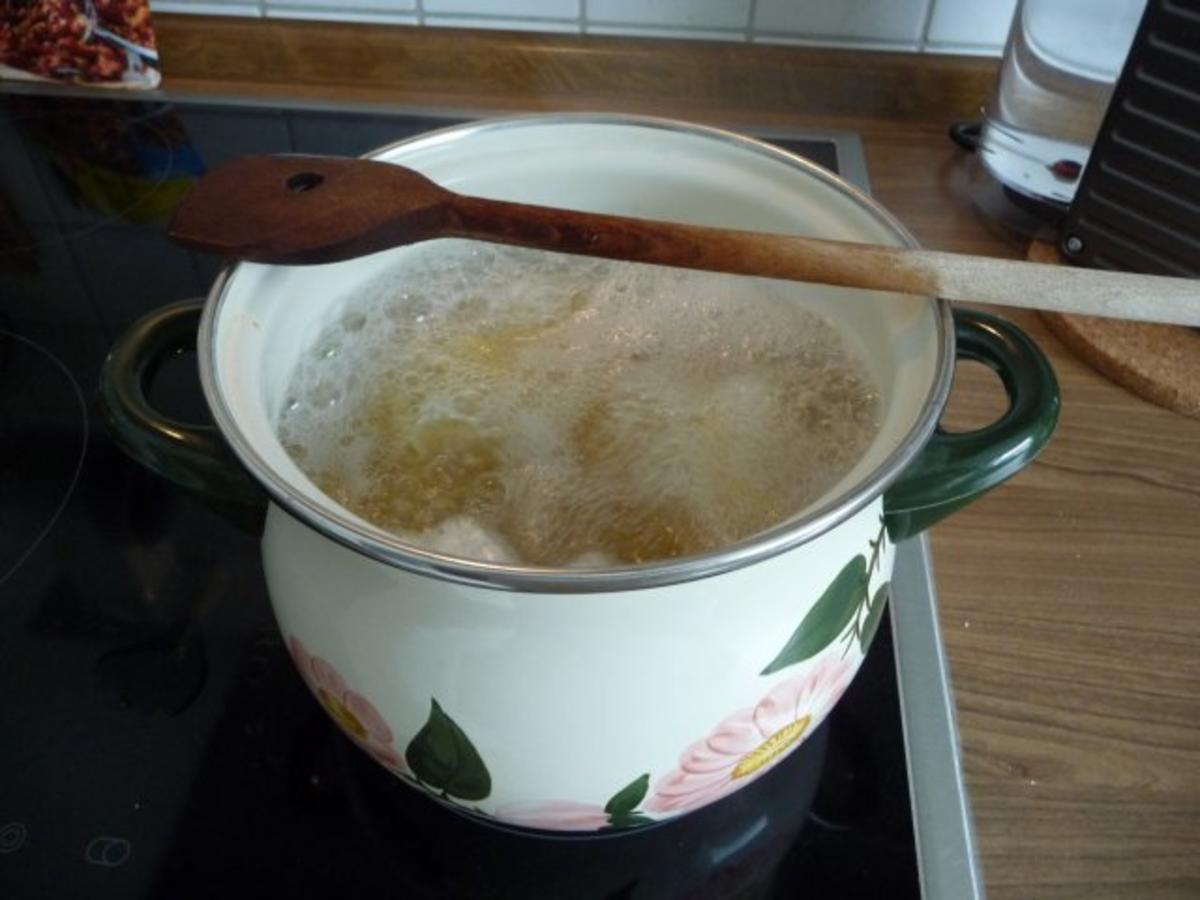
(277, 241, 881, 566)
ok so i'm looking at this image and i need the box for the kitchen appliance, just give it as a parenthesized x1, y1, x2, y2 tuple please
(1058, 0, 1200, 277)
(1, 90, 983, 898)
(979, 0, 1147, 211)
(964, 0, 1200, 419)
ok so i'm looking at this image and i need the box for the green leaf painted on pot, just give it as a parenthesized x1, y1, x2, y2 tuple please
(406, 699, 492, 801)
(860, 582, 890, 652)
(604, 773, 650, 818)
(761, 554, 868, 675)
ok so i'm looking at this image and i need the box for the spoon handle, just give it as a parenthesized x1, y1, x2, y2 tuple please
(447, 195, 1200, 327)
(907, 250, 1200, 327)
(169, 154, 1200, 328)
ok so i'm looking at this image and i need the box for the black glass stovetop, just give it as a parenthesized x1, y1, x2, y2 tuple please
(0, 93, 919, 899)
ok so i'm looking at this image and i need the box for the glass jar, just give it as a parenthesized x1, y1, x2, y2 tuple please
(980, 0, 1147, 206)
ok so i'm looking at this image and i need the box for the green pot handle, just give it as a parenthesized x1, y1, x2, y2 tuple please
(883, 308, 1059, 542)
(99, 299, 268, 533)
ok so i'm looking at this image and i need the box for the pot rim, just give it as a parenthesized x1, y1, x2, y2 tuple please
(198, 112, 955, 593)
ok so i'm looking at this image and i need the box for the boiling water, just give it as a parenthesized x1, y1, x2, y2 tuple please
(277, 241, 881, 567)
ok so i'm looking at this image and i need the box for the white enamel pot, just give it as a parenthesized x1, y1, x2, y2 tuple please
(101, 115, 1059, 833)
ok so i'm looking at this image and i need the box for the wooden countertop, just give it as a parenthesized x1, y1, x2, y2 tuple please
(150, 17, 1200, 898)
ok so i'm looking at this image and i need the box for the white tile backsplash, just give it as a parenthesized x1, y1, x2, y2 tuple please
(423, 0, 578, 17)
(925, 0, 1016, 53)
(151, 0, 1020, 56)
(754, 0, 930, 44)
(586, 0, 750, 30)
(153, 0, 260, 15)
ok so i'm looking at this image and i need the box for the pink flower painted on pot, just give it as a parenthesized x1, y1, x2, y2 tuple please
(287, 635, 407, 773)
(646, 657, 853, 815)
(496, 801, 611, 832)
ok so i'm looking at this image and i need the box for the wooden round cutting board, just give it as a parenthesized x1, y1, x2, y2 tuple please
(1031, 241, 1200, 419)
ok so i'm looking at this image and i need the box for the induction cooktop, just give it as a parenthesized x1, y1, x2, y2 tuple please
(0, 89, 980, 900)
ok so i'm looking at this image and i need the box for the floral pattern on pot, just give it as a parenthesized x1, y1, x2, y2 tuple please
(283, 533, 886, 828)
(498, 800, 612, 831)
(405, 698, 492, 802)
(646, 656, 852, 815)
(762, 520, 890, 673)
(498, 773, 653, 832)
(287, 635, 407, 774)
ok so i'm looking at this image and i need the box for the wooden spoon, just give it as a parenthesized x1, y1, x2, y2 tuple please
(169, 154, 1200, 328)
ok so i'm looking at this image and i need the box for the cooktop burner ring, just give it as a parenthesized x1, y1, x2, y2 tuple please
(0, 327, 89, 586)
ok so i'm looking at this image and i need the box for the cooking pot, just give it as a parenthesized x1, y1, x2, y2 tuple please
(101, 115, 1058, 833)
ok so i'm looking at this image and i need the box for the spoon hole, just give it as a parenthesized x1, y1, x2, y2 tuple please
(286, 172, 324, 193)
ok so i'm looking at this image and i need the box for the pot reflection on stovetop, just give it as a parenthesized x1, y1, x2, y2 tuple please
(143, 612, 913, 900)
